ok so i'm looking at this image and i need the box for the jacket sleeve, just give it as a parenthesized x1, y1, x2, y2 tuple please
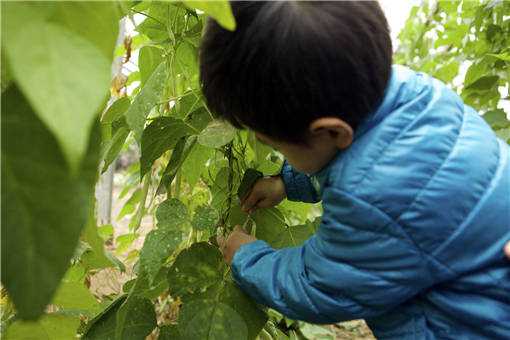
(280, 161, 320, 203)
(231, 187, 437, 323)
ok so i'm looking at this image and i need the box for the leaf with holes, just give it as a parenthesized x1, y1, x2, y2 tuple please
(167, 243, 267, 339)
(156, 198, 190, 229)
(139, 228, 183, 284)
(192, 205, 220, 232)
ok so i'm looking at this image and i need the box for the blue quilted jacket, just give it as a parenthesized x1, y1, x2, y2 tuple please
(231, 65, 510, 339)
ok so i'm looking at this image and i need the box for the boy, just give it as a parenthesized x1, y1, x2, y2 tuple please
(200, 2, 510, 339)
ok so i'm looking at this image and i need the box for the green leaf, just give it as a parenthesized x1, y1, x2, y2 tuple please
(299, 323, 335, 340)
(117, 188, 143, 220)
(178, 300, 248, 340)
(101, 97, 130, 124)
(101, 120, 130, 172)
(238, 168, 264, 201)
(198, 120, 236, 148)
(55, 2, 121, 60)
(167, 243, 267, 339)
(115, 295, 157, 340)
(1, 86, 100, 320)
(254, 209, 318, 248)
(174, 41, 199, 80)
(81, 207, 114, 270)
(487, 52, 510, 62)
(186, 107, 213, 132)
(140, 117, 194, 178)
(139, 228, 183, 284)
(156, 198, 189, 229)
(433, 60, 460, 83)
(495, 127, 510, 143)
(82, 295, 127, 340)
(136, 16, 168, 43)
(465, 75, 499, 91)
(483, 109, 510, 129)
(139, 46, 165, 86)
(5, 314, 81, 340)
(192, 205, 220, 231)
(159, 325, 183, 339)
(173, 92, 204, 119)
(183, 1, 236, 31)
(210, 167, 231, 209)
(125, 61, 168, 140)
(122, 268, 169, 300)
(167, 243, 224, 300)
(98, 224, 114, 240)
(52, 280, 100, 314)
(182, 143, 213, 187)
(3, 2, 116, 170)
(115, 233, 138, 255)
(157, 136, 198, 194)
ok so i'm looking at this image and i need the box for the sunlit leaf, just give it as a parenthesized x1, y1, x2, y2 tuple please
(1, 86, 100, 320)
(183, 0, 236, 31)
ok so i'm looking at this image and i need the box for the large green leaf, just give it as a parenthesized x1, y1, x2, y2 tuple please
(167, 243, 224, 300)
(5, 314, 81, 340)
(183, 0, 236, 31)
(101, 97, 130, 125)
(156, 198, 190, 229)
(122, 268, 169, 300)
(55, 2, 120, 60)
(82, 295, 127, 340)
(168, 243, 267, 339)
(125, 61, 168, 140)
(174, 41, 199, 85)
(2, 2, 117, 170)
(182, 143, 213, 187)
(192, 205, 220, 231)
(483, 109, 510, 129)
(465, 75, 499, 91)
(115, 295, 157, 340)
(140, 117, 194, 177)
(159, 325, 183, 339)
(139, 46, 165, 86)
(254, 208, 318, 248)
(139, 228, 183, 284)
(198, 120, 236, 148)
(1, 86, 100, 320)
(178, 300, 248, 340)
(52, 280, 100, 314)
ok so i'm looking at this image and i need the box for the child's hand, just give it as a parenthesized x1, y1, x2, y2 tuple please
(217, 226, 257, 264)
(241, 175, 286, 213)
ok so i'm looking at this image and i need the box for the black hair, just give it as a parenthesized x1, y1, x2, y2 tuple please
(199, 1, 392, 143)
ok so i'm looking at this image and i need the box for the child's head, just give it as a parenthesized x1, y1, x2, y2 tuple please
(199, 1, 392, 173)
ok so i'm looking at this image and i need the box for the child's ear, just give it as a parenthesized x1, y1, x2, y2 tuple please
(309, 117, 353, 149)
